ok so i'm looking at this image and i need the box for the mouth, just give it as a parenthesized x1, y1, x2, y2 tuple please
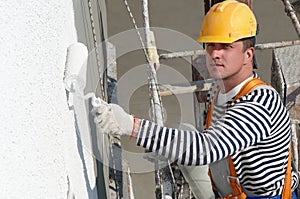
(210, 63, 224, 68)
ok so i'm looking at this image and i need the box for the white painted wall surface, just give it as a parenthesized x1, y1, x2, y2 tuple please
(0, 1, 97, 198)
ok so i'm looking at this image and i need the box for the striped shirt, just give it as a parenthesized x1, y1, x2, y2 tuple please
(136, 76, 298, 197)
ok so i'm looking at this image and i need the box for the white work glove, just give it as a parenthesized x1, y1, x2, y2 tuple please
(92, 99, 134, 136)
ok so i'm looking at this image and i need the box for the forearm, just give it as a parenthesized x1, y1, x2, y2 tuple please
(136, 119, 211, 165)
(92, 96, 272, 166)
(135, 107, 271, 166)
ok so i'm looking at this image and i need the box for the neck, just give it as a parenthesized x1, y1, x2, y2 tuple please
(217, 71, 253, 93)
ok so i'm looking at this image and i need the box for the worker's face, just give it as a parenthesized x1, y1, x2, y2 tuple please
(205, 41, 253, 80)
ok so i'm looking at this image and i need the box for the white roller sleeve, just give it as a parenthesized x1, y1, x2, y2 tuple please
(64, 42, 88, 91)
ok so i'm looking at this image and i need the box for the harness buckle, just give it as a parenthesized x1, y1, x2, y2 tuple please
(227, 175, 240, 186)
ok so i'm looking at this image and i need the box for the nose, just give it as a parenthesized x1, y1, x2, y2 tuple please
(206, 44, 222, 60)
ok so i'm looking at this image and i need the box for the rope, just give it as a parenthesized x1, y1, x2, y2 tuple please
(86, 1, 126, 198)
(123, 1, 177, 198)
(123, 0, 151, 64)
(122, 0, 166, 133)
(87, 0, 107, 100)
(282, 0, 300, 38)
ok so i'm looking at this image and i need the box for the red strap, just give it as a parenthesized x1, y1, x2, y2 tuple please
(129, 116, 141, 140)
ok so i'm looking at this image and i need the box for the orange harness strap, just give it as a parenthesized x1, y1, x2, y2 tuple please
(206, 78, 265, 199)
(282, 145, 292, 199)
(207, 78, 292, 199)
(206, 78, 266, 129)
(225, 156, 247, 199)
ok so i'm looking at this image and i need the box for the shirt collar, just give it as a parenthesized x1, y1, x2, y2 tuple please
(216, 73, 257, 105)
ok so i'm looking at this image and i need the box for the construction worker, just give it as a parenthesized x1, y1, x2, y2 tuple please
(93, 0, 299, 198)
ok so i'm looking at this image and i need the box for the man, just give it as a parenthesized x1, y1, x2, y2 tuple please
(93, 0, 298, 198)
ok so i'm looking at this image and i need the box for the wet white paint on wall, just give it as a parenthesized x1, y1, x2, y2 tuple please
(0, 1, 97, 198)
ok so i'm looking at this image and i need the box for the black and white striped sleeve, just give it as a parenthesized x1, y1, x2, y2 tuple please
(136, 88, 279, 166)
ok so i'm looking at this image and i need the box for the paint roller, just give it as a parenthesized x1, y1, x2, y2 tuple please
(64, 42, 101, 107)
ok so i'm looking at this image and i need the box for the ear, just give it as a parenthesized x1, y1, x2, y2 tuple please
(244, 47, 254, 65)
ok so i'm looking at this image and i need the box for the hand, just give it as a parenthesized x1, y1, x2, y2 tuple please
(92, 99, 134, 136)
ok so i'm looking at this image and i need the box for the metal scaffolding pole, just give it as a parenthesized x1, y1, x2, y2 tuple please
(282, 0, 300, 38)
(159, 40, 300, 59)
(142, 1, 174, 198)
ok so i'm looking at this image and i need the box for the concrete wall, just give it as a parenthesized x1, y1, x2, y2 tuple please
(0, 1, 97, 198)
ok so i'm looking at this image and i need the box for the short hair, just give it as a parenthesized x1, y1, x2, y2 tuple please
(240, 37, 257, 69)
(240, 37, 255, 52)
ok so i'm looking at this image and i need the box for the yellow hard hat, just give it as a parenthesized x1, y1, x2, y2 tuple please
(197, 0, 257, 43)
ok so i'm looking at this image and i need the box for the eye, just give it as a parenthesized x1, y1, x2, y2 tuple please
(206, 43, 215, 48)
(224, 44, 233, 49)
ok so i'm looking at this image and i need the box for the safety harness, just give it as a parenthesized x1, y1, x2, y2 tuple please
(206, 78, 292, 199)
